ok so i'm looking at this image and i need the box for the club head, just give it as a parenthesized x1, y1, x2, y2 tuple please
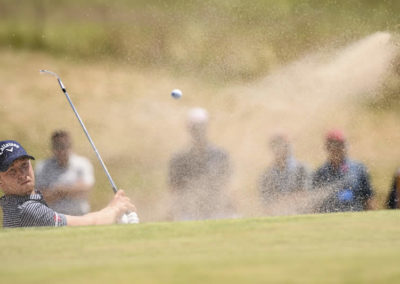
(40, 69, 66, 91)
(40, 69, 60, 80)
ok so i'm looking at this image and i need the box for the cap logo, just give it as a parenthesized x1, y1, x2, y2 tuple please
(0, 143, 20, 156)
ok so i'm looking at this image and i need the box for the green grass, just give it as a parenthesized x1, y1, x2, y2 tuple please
(1, 210, 399, 283)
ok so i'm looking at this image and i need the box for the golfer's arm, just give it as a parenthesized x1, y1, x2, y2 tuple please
(65, 213, 96, 226)
(65, 208, 117, 226)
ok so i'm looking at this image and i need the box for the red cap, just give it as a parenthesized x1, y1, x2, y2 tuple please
(325, 129, 346, 142)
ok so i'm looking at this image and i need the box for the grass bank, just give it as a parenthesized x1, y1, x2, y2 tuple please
(0, 210, 399, 283)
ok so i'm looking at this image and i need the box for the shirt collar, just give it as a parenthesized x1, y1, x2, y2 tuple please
(0, 190, 43, 204)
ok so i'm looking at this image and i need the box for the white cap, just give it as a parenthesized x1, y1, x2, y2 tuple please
(187, 107, 209, 124)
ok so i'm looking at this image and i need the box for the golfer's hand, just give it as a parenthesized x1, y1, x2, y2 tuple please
(108, 190, 137, 221)
(119, 212, 140, 224)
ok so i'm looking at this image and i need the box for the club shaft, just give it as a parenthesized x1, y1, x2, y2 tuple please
(60, 83, 118, 193)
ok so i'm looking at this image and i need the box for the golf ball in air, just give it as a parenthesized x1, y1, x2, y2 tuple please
(171, 89, 182, 99)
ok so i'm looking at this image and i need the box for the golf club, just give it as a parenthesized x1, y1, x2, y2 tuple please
(40, 69, 139, 224)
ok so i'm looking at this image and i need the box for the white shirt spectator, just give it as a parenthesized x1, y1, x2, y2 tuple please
(35, 153, 94, 215)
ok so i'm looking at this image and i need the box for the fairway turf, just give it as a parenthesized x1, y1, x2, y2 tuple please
(1, 210, 399, 284)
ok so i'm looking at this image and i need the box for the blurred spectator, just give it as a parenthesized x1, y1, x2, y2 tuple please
(258, 133, 309, 209)
(35, 130, 94, 216)
(386, 168, 400, 209)
(312, 129, 375, 213)
(168, 108, 233, 221)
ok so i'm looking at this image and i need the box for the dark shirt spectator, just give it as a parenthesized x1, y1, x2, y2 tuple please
(386, 169, 400, 209)
(312, 130, 374, 213)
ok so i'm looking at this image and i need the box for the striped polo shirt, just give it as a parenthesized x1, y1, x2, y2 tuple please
(0, 191, 67, 228)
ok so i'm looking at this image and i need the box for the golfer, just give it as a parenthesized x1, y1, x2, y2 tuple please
(0, 140, 136, 228)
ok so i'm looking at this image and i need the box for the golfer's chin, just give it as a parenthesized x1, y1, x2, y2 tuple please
(19, 182, 35, 195)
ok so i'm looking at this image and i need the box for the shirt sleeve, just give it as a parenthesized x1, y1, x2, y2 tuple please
(311, 166, 328, 190)
(20, 201, 67, 227)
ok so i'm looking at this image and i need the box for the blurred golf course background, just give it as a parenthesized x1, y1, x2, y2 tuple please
(0, 0, 400, 221)
(1, 1, 400, 283)
(1, 1, 400, 220)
